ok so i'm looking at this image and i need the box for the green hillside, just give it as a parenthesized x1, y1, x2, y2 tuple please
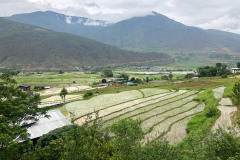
(0, 18, 173, 70)
(7, 11, 240, 54)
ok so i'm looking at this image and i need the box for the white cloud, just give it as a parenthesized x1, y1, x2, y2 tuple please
(65, 16, 72, 24)
(1, 0, 240, 34)
(198, 15, 240, 34)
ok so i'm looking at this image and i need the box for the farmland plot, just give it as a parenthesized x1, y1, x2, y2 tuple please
(212, 105, 238, 131)
(140, 88, 169, 97)
(101, 91, 196, 127)
(141, 101, 198, 132)
(212, 87, 226, 99)
(75, 92, 171, 125)
(165, 116, 193, 144)
(65, 90, 143, 118)
(219, 98, 233, 106)
(144, 102, 205, 143)
(133, 95, 197, 121)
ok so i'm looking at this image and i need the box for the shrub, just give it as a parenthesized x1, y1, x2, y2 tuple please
(206, 106, 218, 117)
(185, 73, 195, 79)
(161, 75, 168, 80)
(83, 91, 93, 99)
(221, 74, 227, 78)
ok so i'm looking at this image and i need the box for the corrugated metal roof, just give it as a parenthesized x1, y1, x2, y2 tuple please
(38, 102, 63, 108)
(125, 82, 134, 85)
(27, 110, 71, 139)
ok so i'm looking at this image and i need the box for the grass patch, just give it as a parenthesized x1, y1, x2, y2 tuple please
(186, 89, 220, 137)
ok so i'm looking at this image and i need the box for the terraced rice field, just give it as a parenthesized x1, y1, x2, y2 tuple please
(212, 105, 238, 131)
(70, 88, 205, 143)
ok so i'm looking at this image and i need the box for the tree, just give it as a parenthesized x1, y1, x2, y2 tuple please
(83, 91, 93, 99)
(110, 119, 144, 159)
(130, 77, 135, 82)
(118, 73, 129, 81)
(59, 87, 68, 102)
(102, 79, 107, 83)
(233, 82, 240, 102)
(237, 62, 240, 68)
(161, 75, 168, 80)
(146, 76, 149, 83)
(103, 69, 113, 77)
(168, 73, 173, 80)
(0, 72, 47, 159)
(185, 73, 195, 79)
(216, 63, 222, 69)
(134, 78, 143, 84)
(59, 70, 64, 74)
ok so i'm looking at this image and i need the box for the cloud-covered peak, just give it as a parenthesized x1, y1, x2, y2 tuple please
(65, 16, 72, 24)
(1, 0, 240, 34)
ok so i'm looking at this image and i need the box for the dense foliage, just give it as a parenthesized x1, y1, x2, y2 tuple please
(233, 82, 240, 102)
(83, 91, 94, 99)
(103, 69, 113, 77)
(185, 73, 195, 79)
(118, 73, 129, 81)
(21, 117, 240, 160)
(0, 72, 47, 159)
(197, 63, 231, 77)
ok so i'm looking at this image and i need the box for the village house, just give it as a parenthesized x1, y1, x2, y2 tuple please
(17, 84, 31, 91)
(231, 68, 240, 73)
(113, 78, 126, 86)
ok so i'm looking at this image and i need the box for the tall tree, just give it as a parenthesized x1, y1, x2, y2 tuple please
(60, 87, 68, 102)
(118, 73, 129, 81)
(237, 62, 240, 68)
(0, 72, 47, 159)
(103, 69, 113, 77)
(146, 76, 149, 83)
(168, 73, 173, 80)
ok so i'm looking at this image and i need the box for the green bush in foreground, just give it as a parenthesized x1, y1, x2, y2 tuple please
(23, 118, 240, 160)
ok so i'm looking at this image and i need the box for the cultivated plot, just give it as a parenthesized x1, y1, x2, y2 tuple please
(144, 102, 205, 143)
(101, 91, 195, 127)
(75, 91, 172, 125)
(140, 88, 169, 97)
(66, 90, 144, 118)
(165, 115, 194, 144)
(212, 105, 238, 131)
(212, 87, 226, 99)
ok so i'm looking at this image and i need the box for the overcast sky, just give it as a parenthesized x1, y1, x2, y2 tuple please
(1, 0, 240, 34)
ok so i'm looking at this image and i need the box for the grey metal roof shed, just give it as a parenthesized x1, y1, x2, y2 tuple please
(27, 110, 71, 140)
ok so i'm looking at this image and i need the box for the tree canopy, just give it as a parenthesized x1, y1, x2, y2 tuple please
(59, 87, 68, 102)
(0, 72, 47, 159)
(103, 69, 113, 77)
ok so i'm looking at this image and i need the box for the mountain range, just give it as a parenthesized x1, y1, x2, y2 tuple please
(0, 18, 173, 70)
(6, 11, 240, 54)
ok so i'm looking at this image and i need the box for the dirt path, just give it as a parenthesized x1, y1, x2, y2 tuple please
(41, 95, 83, 104)
(39, 85, 92, 96)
